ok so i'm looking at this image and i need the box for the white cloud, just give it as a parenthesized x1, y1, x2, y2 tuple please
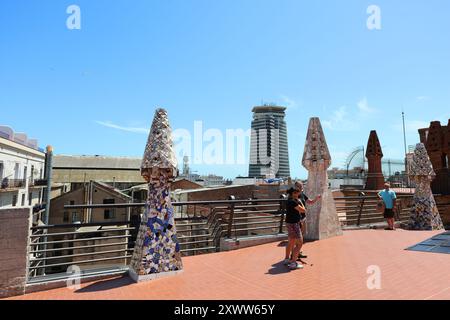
(357, 97, 377, 114)
(95, 121, 149, 134)
(322, 98, 379, 131)
(416, 96, 431, 101)
(280, 95, 300, 110)
(322, 106, 357, 131)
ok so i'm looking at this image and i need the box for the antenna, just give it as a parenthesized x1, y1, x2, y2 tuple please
(402, 108, 411, 187)
(402, 108, 407, 156)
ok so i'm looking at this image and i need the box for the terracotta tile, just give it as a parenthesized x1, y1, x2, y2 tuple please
(4, 230, 450, 300)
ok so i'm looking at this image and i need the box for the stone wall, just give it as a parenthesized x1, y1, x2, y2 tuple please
(0, 207, 31, 298)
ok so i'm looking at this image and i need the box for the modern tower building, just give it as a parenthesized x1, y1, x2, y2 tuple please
(248, 105, 291, 179)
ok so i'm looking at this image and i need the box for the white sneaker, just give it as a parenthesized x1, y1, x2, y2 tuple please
(288, 262, 304, 270)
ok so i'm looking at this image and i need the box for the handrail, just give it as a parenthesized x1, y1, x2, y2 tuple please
(356, 192, 366, 226)
(63, 198, 288, 210)
(227, 196, 236, 239)
(31, 221, 131, 230)
(279, 194, 287, 234)
(334, 195, 413, 201)
(0, 178, 26, 189)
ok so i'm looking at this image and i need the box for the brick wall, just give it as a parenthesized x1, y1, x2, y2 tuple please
(436, 195, 450, 228)
(172, 179, 203, 190)
(0, 207, 31, 298)
(186, 185, 256, 202)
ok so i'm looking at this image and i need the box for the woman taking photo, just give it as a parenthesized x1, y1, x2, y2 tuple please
(283, 187, 306, 270)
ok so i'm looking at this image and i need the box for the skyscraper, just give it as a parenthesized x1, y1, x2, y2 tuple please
(248, 105, 290, 179)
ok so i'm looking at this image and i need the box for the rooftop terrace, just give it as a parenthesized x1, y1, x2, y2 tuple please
(7, 229, 450, 300)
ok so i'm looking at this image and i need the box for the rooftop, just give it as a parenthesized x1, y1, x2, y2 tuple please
(53, 155, 142, 170)
(0, 136, 45, 157)
(0, 125, 43, 153)
(8, 229, 450, 300)
(252, 106, 287, 114)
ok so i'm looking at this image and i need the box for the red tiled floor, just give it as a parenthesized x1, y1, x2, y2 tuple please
(6, 230, 450, 300)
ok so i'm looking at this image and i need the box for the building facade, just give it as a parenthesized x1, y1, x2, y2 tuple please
(0, 126, 46, 209)
(52, 155, 145, 191)
(50, 180, 132, 225)
(248, 106, 290, 179)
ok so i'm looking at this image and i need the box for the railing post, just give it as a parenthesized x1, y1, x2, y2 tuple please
(395, 199, 402, 221)
(227, 195, 235, 239)
(279, 194, 287, 234)
(356, 192, 366, 227)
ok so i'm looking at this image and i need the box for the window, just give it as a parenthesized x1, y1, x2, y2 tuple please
(0, 162, 3, 180)
(28, 192, 32, 206)
(14, 163, 20, 180)
(71, 212, 80, 223)
(103, 199, 116, 220)
(12, 195, 17, 207)
(63, 212, 69, 223)
(21, 194, 25, 206)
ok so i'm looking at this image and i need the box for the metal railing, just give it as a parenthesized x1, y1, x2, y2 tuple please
(26, 193, 416, 284)
(1, 178, 26, 189)
(335, 193, 414, 227)
(29, 178, 47, 187)
(28, 221, 134, 281)
(26, 197, 289, 283)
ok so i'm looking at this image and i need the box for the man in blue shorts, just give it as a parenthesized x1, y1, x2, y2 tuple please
(378, 183, 397, 231)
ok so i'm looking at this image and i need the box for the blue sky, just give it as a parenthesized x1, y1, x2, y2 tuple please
(1, 0, 449, 179)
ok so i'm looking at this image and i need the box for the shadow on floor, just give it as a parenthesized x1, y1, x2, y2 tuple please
(266, 261, 292, 276)
(278, 241, 288, 247)
(278, 240, 318, 247)
(75, 276, 134, 293)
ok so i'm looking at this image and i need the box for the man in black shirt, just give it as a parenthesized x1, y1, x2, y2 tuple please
(294, 181, 321, 259)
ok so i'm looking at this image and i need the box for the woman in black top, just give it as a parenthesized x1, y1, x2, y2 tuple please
(295, 181, 321, 259)
(284, 188, 306, 270)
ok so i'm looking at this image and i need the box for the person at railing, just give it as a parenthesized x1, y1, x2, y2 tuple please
(294, 181, 321, 259)
(378, 182, 397, 231)
(1, 177, 9, 189)
(283, 187, 306, 270)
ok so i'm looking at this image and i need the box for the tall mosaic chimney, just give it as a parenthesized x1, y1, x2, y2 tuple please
(408, 143, 444, 230)
(302, 117, 343, 241)
(365, 130, 385, 190)
(129, 108, 183, 282)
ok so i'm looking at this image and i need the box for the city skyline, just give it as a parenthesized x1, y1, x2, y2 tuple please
(1, 1, 450, 179)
